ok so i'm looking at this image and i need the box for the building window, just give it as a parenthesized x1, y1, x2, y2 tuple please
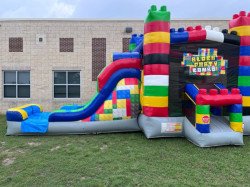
(92, 38, 106, 81)
(60, 38, 74, 52)
(9, 37, 23, 52)
(122, 38, 130, 52)
(54, 71, 80, 98)
(3, 71, 30, 98)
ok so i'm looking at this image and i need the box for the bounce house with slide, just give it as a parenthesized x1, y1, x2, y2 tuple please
(6, 5, 250, 147)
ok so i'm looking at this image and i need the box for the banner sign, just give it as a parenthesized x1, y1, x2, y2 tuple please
(181, 48, 228, 76)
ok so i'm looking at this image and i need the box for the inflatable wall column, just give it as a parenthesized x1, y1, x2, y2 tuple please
(195, 105, 210, 133)
(229, 11, 250, 107)
(229, 104, 243, 132)
(142, 5, 170, 117)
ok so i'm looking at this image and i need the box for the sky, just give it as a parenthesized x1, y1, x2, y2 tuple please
(0, 0, 249, 19)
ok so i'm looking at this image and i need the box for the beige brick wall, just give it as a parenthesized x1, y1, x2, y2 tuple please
(0, 19, 229, 113)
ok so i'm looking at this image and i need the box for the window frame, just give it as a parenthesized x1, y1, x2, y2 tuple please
(53, 70, 81, 99)
(3, 70, 30, 99)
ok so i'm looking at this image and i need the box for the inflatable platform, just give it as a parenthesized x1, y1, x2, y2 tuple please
(6, 5, 250, 147)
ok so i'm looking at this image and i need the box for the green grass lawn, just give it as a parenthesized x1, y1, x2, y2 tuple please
(0, 115, 250, 186)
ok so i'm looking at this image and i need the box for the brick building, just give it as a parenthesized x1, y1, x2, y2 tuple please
(0, 19, 228, 113)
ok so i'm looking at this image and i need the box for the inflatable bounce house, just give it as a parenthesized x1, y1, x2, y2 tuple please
(6, 5, 250, 147)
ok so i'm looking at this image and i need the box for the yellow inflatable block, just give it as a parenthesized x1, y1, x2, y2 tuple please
(196, 114, 210, 124)
(144, 32, 170, 44)
(230, 122, 243, 133)
(104, 100, 112, 109)
(143, 96, 168, 107)
(99, 114, 113, 121)
(229, 26, 250, 36)
(117, 79, 125, 86)
(242, 96, 250, 107)
(117, 99, 126, 108)
(131, 85, 139, 94)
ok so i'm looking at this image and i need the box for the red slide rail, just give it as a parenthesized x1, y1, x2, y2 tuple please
(97, 58, 142, 91)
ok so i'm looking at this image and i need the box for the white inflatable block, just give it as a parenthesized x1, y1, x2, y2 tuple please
(205, 29, 224, 43)
(144, 75, 169, 86)
(205, 25, 212, 30)
(213, 27, 220, 32)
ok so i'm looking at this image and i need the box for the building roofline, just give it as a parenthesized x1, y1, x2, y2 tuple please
(0, 18, 230, 22)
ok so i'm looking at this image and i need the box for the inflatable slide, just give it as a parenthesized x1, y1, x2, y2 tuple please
(6, 5, 250, 147)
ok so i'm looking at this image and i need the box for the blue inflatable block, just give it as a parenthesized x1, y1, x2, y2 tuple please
(196, 124, 210, 133)
(170, 28, 188, 44)
(240, 46, 250, 56)
(185, 84, 199, 101)
(117, 90, 130, 99)
(238, 86, 250, 96)
(228, 104, 243, 113)
(239, 66, 250, 76)
(21, 112, 50, 133)
(130, 34, 143, 45)
(113, 52, 141, 61)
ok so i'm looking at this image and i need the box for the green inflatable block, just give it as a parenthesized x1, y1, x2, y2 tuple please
(196, 105, 210, 114)
(129, 43, 136, 51)
(145, 5, 170, 23)
(144, 86, 168, 96)
(238, 76, 250, 86)
(229, 113, 243, 122)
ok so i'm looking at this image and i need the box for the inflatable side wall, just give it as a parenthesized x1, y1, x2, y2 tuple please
(142, 5, 170, 117)
(229, 11, 250, 107)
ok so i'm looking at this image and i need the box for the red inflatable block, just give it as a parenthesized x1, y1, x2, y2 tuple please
(144, 43, 170, 55)
(126, 99, 131, 116)
(241, 36, 250, 46)
(229, 11, 250, 28)
(98, 58, 142, 90)
(231, 88, 241, 94)
(196, 94, 242, 106)
(220, 89, 229, 95)
(125, 78, 138, 85)
(144, 64, 169, 75)
(198, 89, 207, 95)
(239, 56, 250, 66)
(112, 91, 117, 104)
(143, 106, 169, 117)
(144, 21, 170, 34)
(187, 25, 206, 42)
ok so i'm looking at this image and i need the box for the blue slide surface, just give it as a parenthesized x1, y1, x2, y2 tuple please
(49, 68, 141, 122)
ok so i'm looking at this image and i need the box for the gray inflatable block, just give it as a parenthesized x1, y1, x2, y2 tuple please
(243, 116, 250, 135)
(6, 119, 140, 135)
(184, 117, 244, 147)
(138, 114, 184, 138)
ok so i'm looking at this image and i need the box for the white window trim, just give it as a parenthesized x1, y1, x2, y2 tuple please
(53, 70, 81, 99)
(3, 70, 30, 99)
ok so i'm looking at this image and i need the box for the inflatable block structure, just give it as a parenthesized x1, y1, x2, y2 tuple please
(142, 5, 170, 117)
(195, 105, 210, 133)
(229, 11, 250, 107)
(5, 4, 250, 147)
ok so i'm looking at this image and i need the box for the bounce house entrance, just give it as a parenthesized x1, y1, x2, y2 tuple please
(169, 40, 240, 117)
